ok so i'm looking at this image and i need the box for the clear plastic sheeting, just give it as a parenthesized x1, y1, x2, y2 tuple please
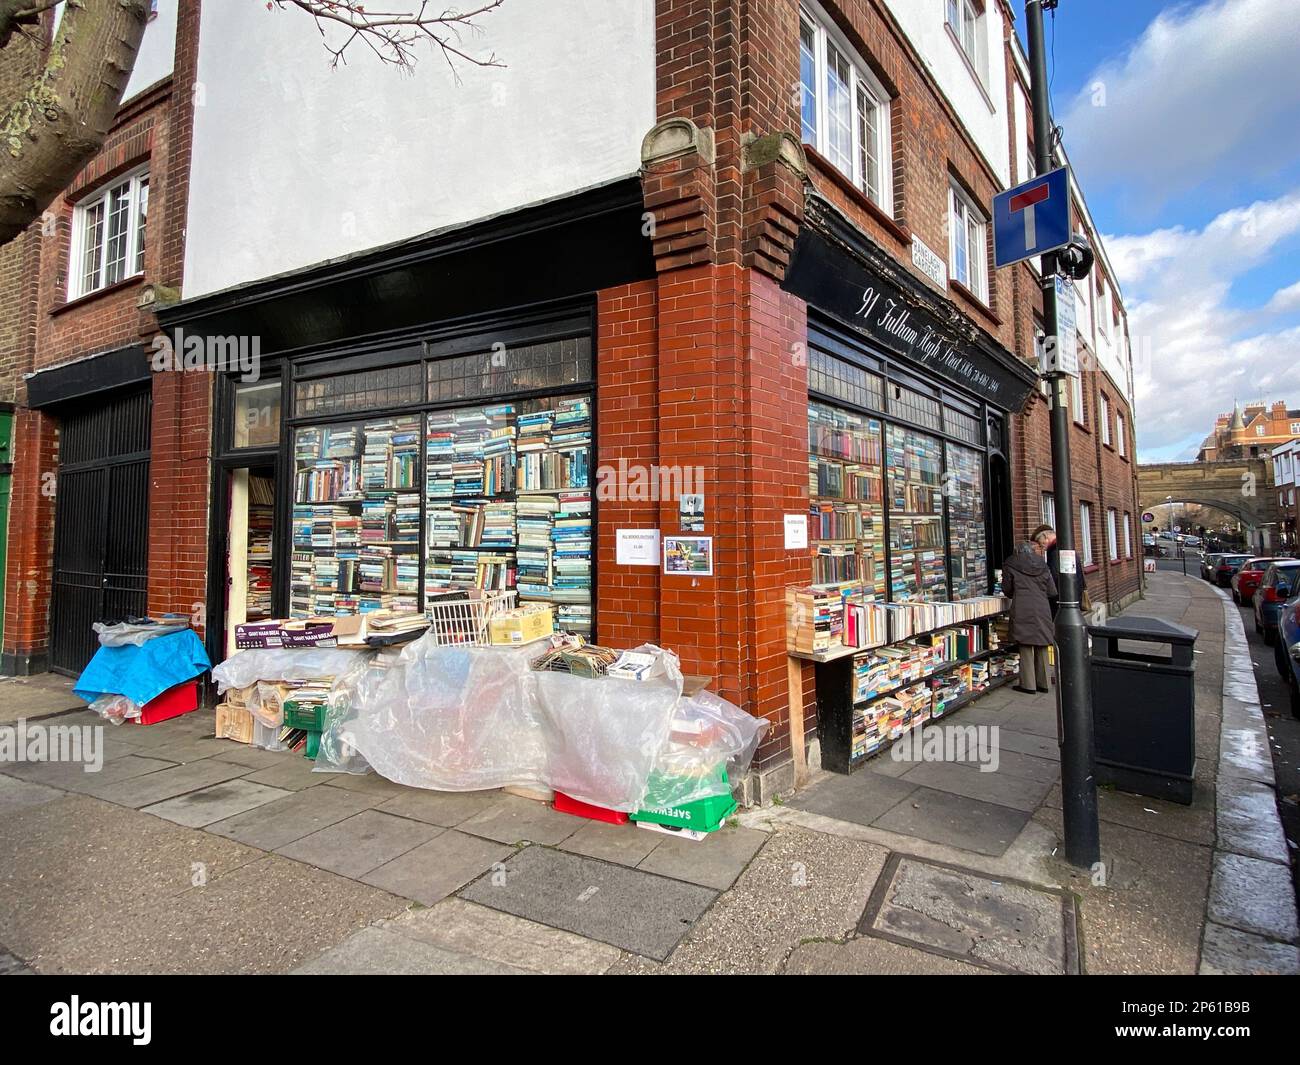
(93, 619, 190, 647)
(342, 634, 684, 811)
(210, 648, 371, 693)
(87, 693, 141, 725)
(641, 690, 769, 808)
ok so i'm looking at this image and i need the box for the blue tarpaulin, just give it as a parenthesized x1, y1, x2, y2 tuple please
(74, 628, 211, 707)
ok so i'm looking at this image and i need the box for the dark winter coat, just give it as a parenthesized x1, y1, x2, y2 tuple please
(1002, 547, 1058, 646)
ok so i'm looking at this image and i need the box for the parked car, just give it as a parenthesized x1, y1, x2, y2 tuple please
(1200, 552, 1223, 580)
(1232, 557, 1278, 606)
(1253, 561, 1300, 645)
(1273, 587, 1300, 718)
(1212, 553, 1252, 587)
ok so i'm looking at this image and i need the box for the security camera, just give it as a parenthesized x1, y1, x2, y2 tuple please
(1058, 234, 1094, 281)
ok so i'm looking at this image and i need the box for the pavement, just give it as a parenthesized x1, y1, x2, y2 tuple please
(1, 571, 1296, 974)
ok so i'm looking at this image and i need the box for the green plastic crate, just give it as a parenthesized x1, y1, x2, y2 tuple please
(633, 767, 736, 833)
(283, 700, 326, 732)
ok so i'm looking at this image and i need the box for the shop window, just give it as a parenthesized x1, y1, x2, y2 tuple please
(946, 443, 987, 599)
(295, 360, 423, 417)
(427, 336, 591, 404)
(889, 383, 943, 434)
(809, 347, 884, 411)
(808, 401, 885, 597)
(1080, 502, 1094, 566)
(948, 182, 989, 303)
(944, 405, 982, 447)
(70, 167, 149, 298)
(798, 3, 893, 212)
(887, 424, 947, 602)
(232, 380, 281, 449)
(426, 397, 592, 635)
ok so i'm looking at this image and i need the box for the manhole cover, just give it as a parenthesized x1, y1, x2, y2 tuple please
(859, 854, 1078, 974)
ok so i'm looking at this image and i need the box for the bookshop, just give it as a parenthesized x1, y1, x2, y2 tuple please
(782, 194, 1040, 773)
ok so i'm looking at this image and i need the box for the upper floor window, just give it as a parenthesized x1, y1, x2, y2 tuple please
(70, 167, 149, 299)
(1290, 421, 1300, 434)
(1117, 412, 1126, 457)
(1256, 423, 1266, 436)
(799, 4, 892, 213)
(1100, 394, 1112, 446)
(949, 182, 988, 303)
(946, 0, 988, 84)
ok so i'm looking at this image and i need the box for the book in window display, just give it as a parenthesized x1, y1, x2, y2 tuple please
(946, 443, 987, 600)
(807, 402, 885, 599)
(886, 425, 947, 603)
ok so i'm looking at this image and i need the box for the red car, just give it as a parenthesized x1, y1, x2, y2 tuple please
(1232, 557, 1278, 606)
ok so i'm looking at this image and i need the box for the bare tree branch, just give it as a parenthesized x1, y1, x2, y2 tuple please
(272, 1, 506, 76)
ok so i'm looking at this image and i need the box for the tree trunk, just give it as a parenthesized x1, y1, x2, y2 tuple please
(0, 0, 149, 248)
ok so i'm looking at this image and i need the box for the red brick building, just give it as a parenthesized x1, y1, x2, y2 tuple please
(1, 0, 1140, 798)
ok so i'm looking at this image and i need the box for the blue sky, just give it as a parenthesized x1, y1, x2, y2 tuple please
(1019, 0, 1300, 460)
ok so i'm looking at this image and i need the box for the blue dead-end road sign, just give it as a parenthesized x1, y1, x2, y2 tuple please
(993, 166, 1070, 268)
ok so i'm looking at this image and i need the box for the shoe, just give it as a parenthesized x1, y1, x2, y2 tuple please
(1012, 686, 1036, 694)
(1036, 686, 1050, 693)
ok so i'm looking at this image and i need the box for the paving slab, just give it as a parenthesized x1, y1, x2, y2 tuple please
(277, 810, 442, 878)
(39, 854, 408, 974)
(0, 774, 64, 816)
(142, 779, 292, 828)
(0, 676, 84, 723)
(238, 758, 329, 792)
(317, 771, 410, 797)
(207, 784, 383, 850)
(1198, 920, 1300, 975)
(145, 737, 233, 764)
(371, 897, 622, 974)
(862, 855, 1072, 974)
(996, 707, 1059, 738)
(291, 925, 531, 974)
(91, 759, 251, 809)
(0, 752, 174, 791)
(785, 935, 996, 975)
(1215, 776, 1290, 864)
(1207, 852, 1299, 943)
(361, 829, 513, 905)
(1219, 723, 1275, 786)
(209, 744, 291, 770)
(559, 820, 663, 866)
(898, 760, 1052, 812)
(871, 786, 1030, 857)
(1044, 780, 1216, 846)
(976, 746, 1060, 783)
(635, 824, 768, 890)
(786, 771, 916, 827)
(460, 845, 716, 961)
(457, 793, 586, 845)
(0, 796, 263, 968)
(609, 825, 888, 975)
(375, 787, 506, 827)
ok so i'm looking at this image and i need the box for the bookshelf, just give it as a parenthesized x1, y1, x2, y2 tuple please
(886, 425, 947, 603)
(808, 402, 885, 596)
(246, 475, 274, 621)
(946, 442, 988, 599)
(813, 610, 1019, 773)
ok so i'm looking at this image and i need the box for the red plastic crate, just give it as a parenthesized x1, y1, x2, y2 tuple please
(553, 791, 629, 824)
(134, 680, 199, 726)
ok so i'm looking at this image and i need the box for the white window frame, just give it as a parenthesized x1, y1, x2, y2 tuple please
(1100, 394, 1112, 446)
(1041, 491, 1056, 529)
(945, 0, 989, 85)
(1070, 373, 1085, 426)
(799, 4, 893, 214)
(1117, 412, 1126, 457)
(1122, 512, 1133, 559)
(1106, 508, 1118, 562)
(1080, 502, 1094, 566)
(69, 166, 149, 300)
(948, 182, 989, 303)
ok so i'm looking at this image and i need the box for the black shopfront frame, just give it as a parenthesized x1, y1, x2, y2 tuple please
(206, 297, 599, 669)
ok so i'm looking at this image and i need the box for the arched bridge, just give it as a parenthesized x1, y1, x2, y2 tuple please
(1137, 458, 1279, 531)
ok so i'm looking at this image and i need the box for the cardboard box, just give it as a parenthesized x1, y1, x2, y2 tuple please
(215, 703, 255, 744)
(235, 616, 366, 649)
(489, 605, 554, 646)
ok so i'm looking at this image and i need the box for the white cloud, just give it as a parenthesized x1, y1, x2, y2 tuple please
(1109, 192, 1300, 459)
(1062, 0, 1300, 209)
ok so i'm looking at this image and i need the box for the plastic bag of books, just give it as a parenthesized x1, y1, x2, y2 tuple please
(312, 654, 384, 775)
(343, 631, 550, 793)
(532, 644, 683, 812)
(639, 689, 768, 808)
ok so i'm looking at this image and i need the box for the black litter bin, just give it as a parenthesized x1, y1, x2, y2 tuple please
(1088, 616, 1198, 805)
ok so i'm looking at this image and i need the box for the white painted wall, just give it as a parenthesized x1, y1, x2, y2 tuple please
(183, 0, 656, 299)
(882, 0, 1011, 186)
(123, 0, 176, 101)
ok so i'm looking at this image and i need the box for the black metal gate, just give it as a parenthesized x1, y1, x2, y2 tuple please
(49, 389, 152, 674)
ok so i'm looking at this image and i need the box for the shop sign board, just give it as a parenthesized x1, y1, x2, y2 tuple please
(783, 229, 1038, 410)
